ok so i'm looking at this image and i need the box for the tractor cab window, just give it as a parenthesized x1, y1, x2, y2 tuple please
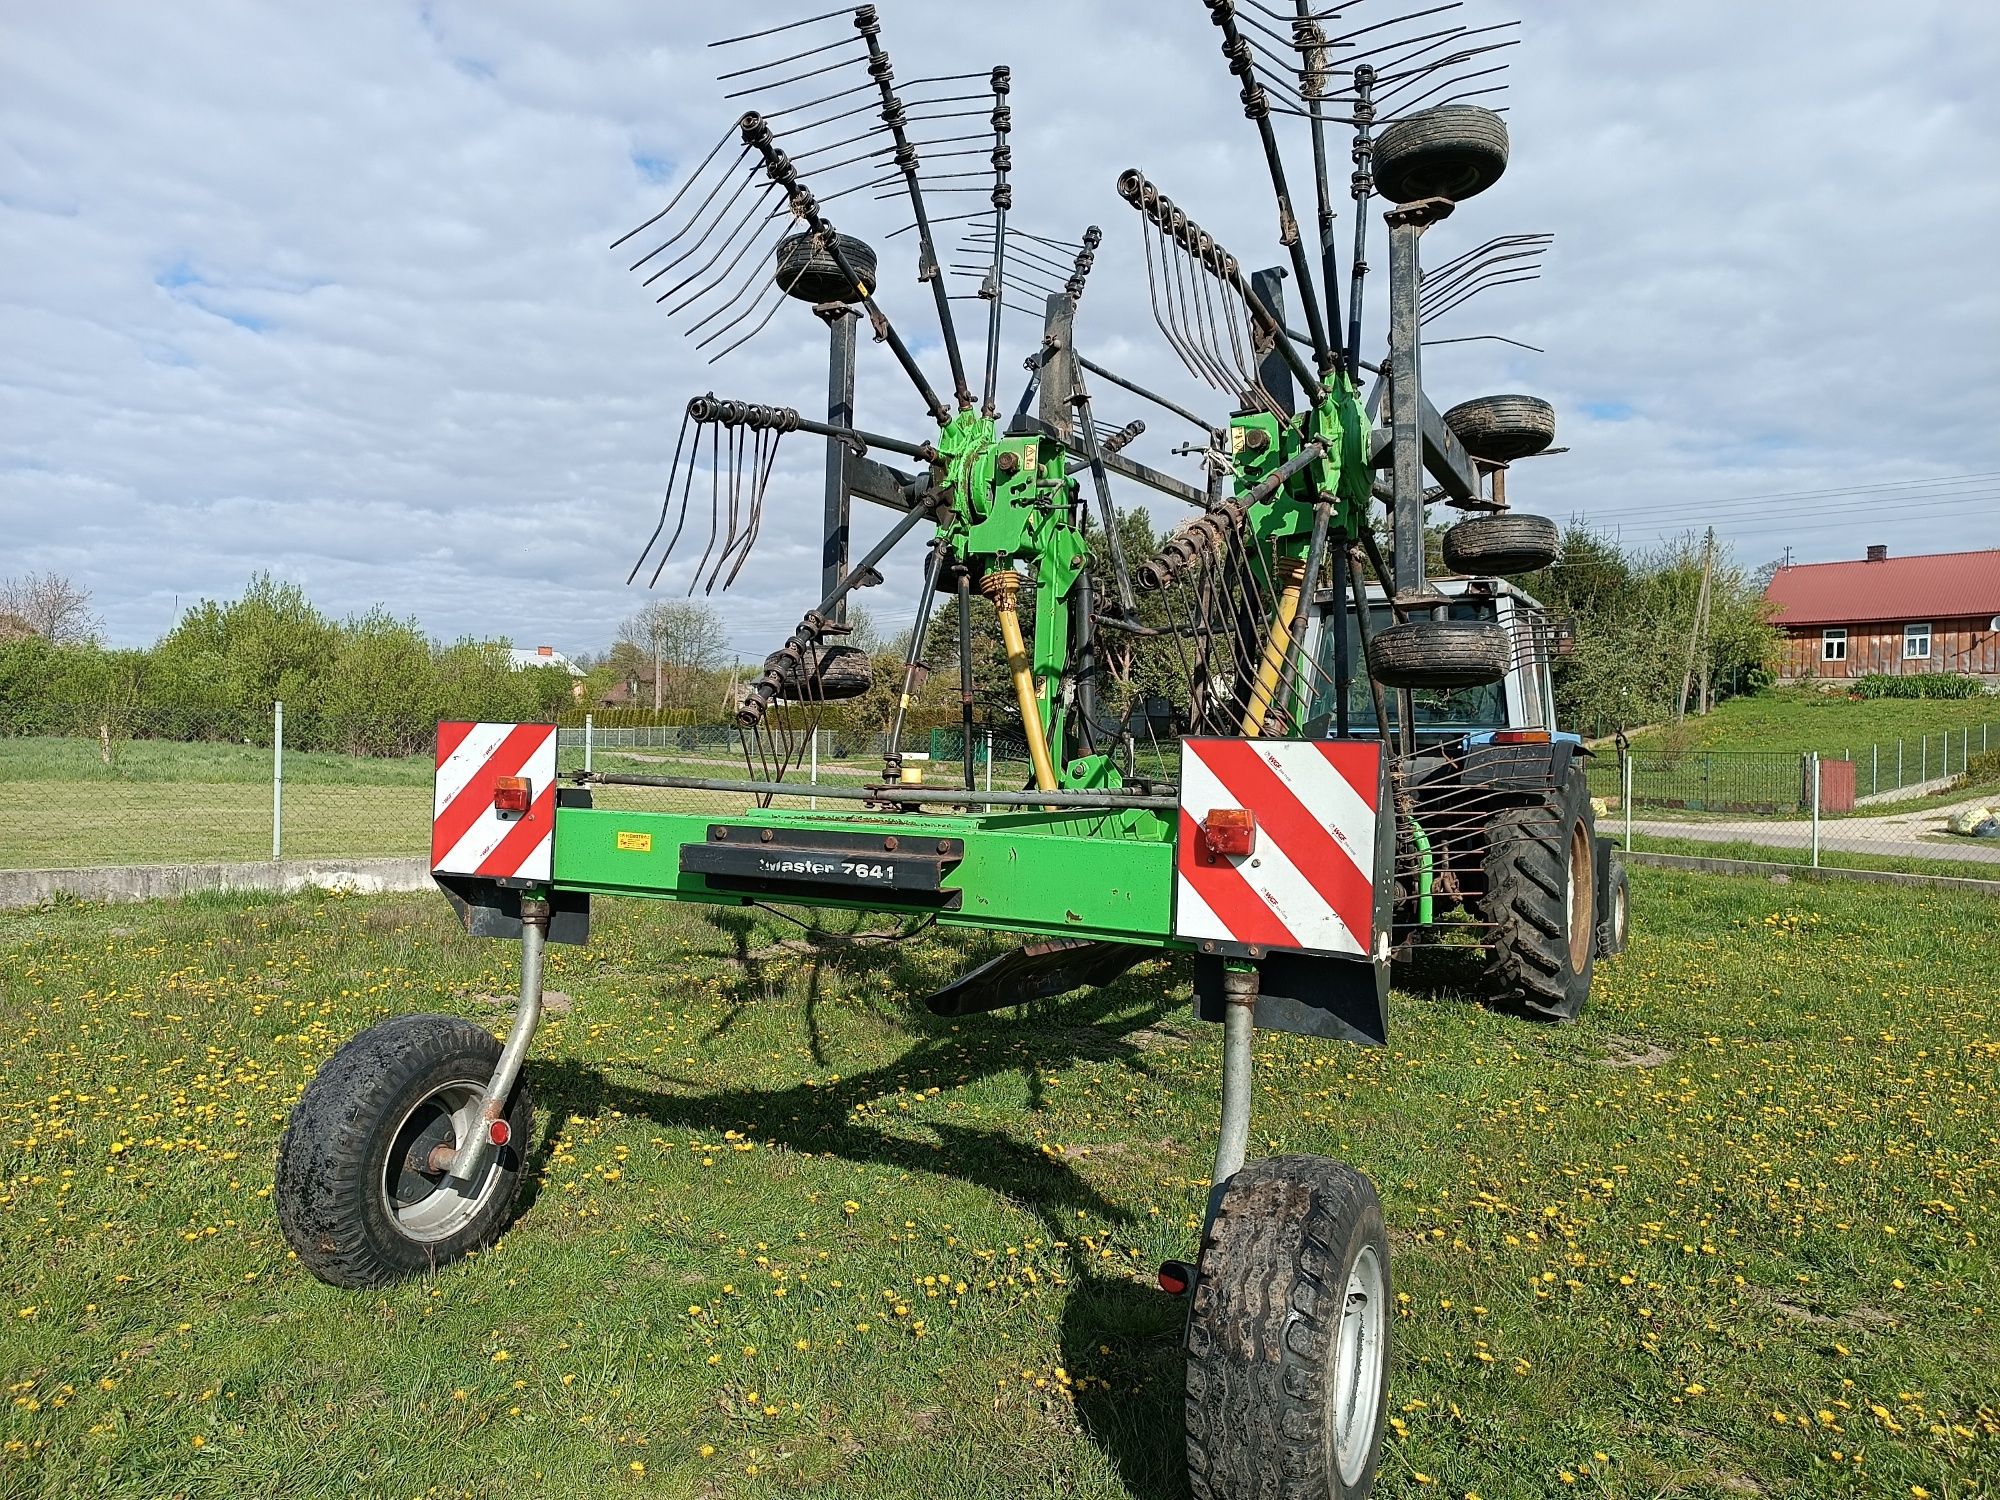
(1305, 598, 1510, 736)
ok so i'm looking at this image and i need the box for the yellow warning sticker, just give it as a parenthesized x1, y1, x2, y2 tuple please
(615, 831, 653, 853)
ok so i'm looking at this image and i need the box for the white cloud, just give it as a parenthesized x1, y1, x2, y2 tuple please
(4, 0, 1997, 653)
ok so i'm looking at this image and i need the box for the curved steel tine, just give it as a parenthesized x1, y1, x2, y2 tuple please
(682, 218, 801, 335)
(649, 414, 711, 588)
(627, 403, 694, 586)
(702, 249, 813, 363)
(613, 130, 739, 254)
(640, 167, 770, 287)
(625, 145, 755, 273)
(657, 183, 787, 309)
(684, 417, 726, 597)
(1138, 216, 1205, 385)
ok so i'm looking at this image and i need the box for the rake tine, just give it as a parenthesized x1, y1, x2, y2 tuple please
(714, 33, 856, 83)
(625, 145, 754, 273)
(855, 6, 974, 410)
(710, 7, 857, 48)
(612, 128, 738, 253)
(627, 403, 694, 586)
(641, 168, 771, 288)
(648, 413, 711, 589)
(668, 203, 789, 321)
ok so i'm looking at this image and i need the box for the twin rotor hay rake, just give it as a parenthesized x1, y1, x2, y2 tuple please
(276, 5, 1625, 1494)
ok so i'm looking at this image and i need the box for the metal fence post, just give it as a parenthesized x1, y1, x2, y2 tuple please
(984, 729, 994, 812)
(1871, 743, 1878, 798)
(583, 713, 593, 773)
(1622, 746, 1633, 852)
(1809, 751, 1821, 869)
(1897, 738, 1904, 789)
(809, 728, 819, 811)
(272, 700, 285, 861)
(1921, 735, 1927, 784)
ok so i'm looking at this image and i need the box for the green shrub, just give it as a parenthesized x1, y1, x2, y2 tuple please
(1850, 672, 1987, 700)
(1966, 747, 2000, 785)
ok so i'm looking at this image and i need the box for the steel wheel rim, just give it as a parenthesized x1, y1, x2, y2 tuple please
(1566, 822, 1593, 972)
(1329, 1242, 1387, 1485)
(380, 1078, 503, 1244)
(1614, 883, 1628, 948)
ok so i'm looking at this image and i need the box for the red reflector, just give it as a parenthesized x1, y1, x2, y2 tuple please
(493, 775, 532, 813)
(487, 1119, 511, 1147)
(1492, 730, 1552, 745)
(1157, 1260, 1192, 1297)
(1201, 807, 1256, 858)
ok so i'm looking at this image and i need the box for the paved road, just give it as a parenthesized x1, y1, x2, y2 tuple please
(1632, 791, 2000, 866)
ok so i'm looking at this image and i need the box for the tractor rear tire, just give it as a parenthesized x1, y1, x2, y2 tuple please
(1185, 1155, 1391, 1500)
(1480, 768, 1596, 1020)
(774, 231, 877, 305)
(1441, 513, 1561, 576)
(1371, 104, 1509, 204)
(1442, 394, 1556, 462)
(275, 1014, 534, 1289)
(1367, 618, 1511, 689)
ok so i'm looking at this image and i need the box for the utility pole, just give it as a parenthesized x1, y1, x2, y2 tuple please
(1677, 527, 1715, 721)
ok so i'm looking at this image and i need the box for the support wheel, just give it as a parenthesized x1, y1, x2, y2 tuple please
(1480, 767, 1596, 1020)
(275, 1014, 534, 1289)
(1441, 513, 1560, 576)
(1366, 618, 1510, 689)
(1371, 104, 1509, 204)
(1597, 851, 1630, 958)
(1442, 394, 1556, 462)
(1186, 1155, 1390, 1500)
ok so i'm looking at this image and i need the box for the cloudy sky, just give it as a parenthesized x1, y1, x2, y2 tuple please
(4, 0, 1997, 657)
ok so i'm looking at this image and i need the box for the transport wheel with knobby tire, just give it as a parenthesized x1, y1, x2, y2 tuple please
(1480, 767, 1596, 1020)
(774, 230, 877, 304)
(1367, 618, 1510, 689)
(1370, 103, 1509, 204)
(1441, 394, 1556, 462)
(1440, 512, 1560, 576)
(1598, 853, 1630, 958)
(1185, 1155, 1391, 1500)
(275, 1013, 534, 1289)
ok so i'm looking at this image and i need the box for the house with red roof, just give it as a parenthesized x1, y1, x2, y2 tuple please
(1765, 545, 2000, 682)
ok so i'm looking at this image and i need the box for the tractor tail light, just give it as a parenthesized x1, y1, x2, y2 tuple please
(493, 775, 532, 814)
(1492, 730, 1551, 745)
(1201, 807, 1256, 858)
(487, 1119, 511, 1147)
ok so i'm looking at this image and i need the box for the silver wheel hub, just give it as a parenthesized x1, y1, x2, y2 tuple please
(381, 1079, 505, 1244)
(1329, 1243, 1387, 1486)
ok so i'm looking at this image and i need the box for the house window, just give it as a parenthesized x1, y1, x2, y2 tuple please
(1903, 622, 1931, 660)
(1821, 628, 1846, 662)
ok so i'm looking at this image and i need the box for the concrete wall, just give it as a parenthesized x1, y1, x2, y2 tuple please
(0, 856, 432, 911)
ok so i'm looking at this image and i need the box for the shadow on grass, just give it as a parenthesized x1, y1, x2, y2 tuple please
(1059, 1274, 1192, 1500)
(524, 949, 1184, 1240)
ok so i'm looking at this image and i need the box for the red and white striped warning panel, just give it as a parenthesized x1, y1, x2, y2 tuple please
(432, 722, 558, 883)
(1174, 737, 1383, 957)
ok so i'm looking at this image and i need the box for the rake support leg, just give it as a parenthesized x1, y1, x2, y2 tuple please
(1208, 962, 1259, 1221)
(445, 895, 548, 1185)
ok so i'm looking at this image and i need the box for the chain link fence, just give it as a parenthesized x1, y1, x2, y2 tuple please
(11, 698, 1996, 885)
(0, 705, 1053, 872)
(1592, 730, 2000, 882)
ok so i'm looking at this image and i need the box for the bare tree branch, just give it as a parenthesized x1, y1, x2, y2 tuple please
(0, 571, 102, 646)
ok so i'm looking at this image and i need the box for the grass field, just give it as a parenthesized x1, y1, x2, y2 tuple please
(2, 873, 1995, 1497)
(1631, 689, 1999, 759)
